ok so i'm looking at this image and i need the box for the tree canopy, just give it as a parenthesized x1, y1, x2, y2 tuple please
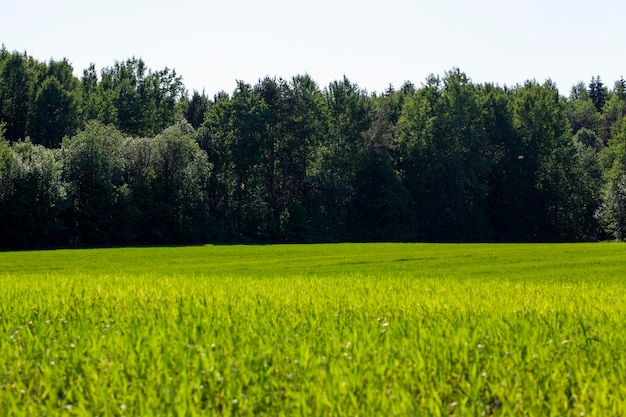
(2, 46, 626, 248)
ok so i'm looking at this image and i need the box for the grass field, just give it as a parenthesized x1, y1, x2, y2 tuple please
(1, 243, 626, 416)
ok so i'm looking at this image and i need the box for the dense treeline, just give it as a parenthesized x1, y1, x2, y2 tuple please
(2, 46, 626, 248)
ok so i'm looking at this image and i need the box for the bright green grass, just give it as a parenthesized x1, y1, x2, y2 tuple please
(1, 243, 626, 416)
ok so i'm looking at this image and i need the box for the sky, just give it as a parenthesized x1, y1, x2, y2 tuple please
(2, 0, 626, 97)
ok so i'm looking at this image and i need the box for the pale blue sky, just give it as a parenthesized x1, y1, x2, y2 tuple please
(2, 0, 625, 97)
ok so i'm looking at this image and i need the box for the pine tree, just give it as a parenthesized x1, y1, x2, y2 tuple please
(588, 76, 607, 112)
(614, 77, 626, 101)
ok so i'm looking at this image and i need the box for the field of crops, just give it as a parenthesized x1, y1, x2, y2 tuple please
(1, 243, 626, 416)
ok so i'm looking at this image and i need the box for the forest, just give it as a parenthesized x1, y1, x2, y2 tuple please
(1, 46, 626, 248)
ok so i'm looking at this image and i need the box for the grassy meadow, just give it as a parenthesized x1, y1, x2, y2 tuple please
(1, 243, 626, 416)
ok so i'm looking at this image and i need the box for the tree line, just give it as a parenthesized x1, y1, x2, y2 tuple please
(1, 47, 626, 248)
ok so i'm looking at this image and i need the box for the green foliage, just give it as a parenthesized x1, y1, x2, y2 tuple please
(599, 94, 626, 143)
(142, 121, 211, 243)
(220, 81, 270, 240)
(588, 76, 608, 112)
(0, 139, 65, 248)
(184, 90, 210, 129)
(61, 121, 127, 244)
(352, 88, 406, 241)
(313, 77, 371, 240)
(397, 74, 448, 240)
(3, 45, 626, 245)
(0, 51, 33, 141)
(566, 97, 600, 136)
(599, 174, 626, 239)
(0, 53, 83, 146)
(99, 58, 186, 136)
(2, 243, 626, 414)
(0, 136, 13, 201)
(279, 75, 328, 241)
(57, 120, 213, 245)
(438, 70, 493, 240)
(29, 76, 80, 147)
(615, 77, 626, 101)
(598, 117, 626, 239)
(569, 81, 588, 101)
(199, 77, 329, 242)
(513, 80, 568, 160)
(510, 80, 576, 240)
(398, 70, 495, 241)
(573, 127, 602, 151)
(478, 83, 520, 239)
(81, 64, 117, 125)
(571, 134, 604, 240)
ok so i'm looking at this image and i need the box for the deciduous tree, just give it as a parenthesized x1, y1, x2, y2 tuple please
(0, 52, 32, 141)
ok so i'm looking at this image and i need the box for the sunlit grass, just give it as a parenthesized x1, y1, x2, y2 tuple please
(1, 243, 626, 415)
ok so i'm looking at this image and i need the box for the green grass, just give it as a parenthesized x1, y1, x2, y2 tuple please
(1, 243, 626, 416)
